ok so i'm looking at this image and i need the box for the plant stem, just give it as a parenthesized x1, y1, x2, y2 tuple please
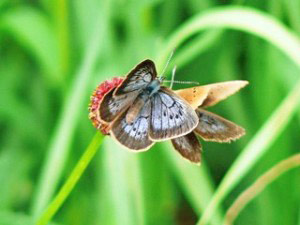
(35, 132, 104, 225)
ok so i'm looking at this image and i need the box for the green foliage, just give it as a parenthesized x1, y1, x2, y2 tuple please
(1, 1, 300, 225)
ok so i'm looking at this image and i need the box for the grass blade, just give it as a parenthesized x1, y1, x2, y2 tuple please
(157, 6, 300, 71)
(224, 153, 300, 225)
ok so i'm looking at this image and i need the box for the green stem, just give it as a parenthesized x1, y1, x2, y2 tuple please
(31, 8, 105, 216)
(35, 132, 104, 225)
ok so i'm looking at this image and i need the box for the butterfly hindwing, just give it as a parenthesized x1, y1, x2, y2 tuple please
(149, 87, 199, 141)
(171, 132, 202, 164)
(194, 108, 245, 142)
(114, 59, 157, 96)
(111, 100, 154, 151)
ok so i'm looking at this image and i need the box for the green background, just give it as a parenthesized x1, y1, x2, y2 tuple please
(1, 0, 300, 225)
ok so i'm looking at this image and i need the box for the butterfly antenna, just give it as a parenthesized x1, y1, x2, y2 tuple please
(161, 50, 175, 77)
(170, 65, 177, 89)
(172, 80, 200, 85)
(164, 80, 200, 85)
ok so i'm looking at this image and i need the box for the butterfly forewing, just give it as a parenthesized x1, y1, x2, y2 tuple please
(194, 108, 245, 142)
(99, 59, 157, 123)
(99, 88, 139, 123)
(149, 87, 199, 141)
(171, 132, 202, 164)
(114, 60, 157, 96)
(111, 100, 154, 150)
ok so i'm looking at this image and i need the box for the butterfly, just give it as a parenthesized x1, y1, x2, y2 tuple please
(97, 59, 199, 151)
(89, 60, 248, 164)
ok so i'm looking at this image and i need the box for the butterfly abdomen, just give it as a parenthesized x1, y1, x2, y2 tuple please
(89, 77, 124, 134)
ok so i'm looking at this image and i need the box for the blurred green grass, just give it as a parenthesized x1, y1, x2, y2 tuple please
(0, 1, 300, 225)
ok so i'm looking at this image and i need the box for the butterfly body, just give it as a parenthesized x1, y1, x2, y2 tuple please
(145, 78, 163, 96)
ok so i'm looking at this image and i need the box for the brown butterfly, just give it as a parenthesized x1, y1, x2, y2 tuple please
(89, 60, 248, 164)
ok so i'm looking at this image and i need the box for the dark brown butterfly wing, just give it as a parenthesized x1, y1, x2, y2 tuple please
(171, 132, 202, 164)
(194, 108, 245, 142)
(114, 59, 157, 96)
(149, 87, 199, 141)
(111, 100, 154, 150)
(99, 59, 156, 123)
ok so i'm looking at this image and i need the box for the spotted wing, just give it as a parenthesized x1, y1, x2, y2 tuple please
(149, 87, 198, 141)
(111, 100, 154, 150)
(114, 59, 157, 96)
(99, 88, 139, 123)
(194, 108, 245, 142)
(171, 132, 202, 164)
